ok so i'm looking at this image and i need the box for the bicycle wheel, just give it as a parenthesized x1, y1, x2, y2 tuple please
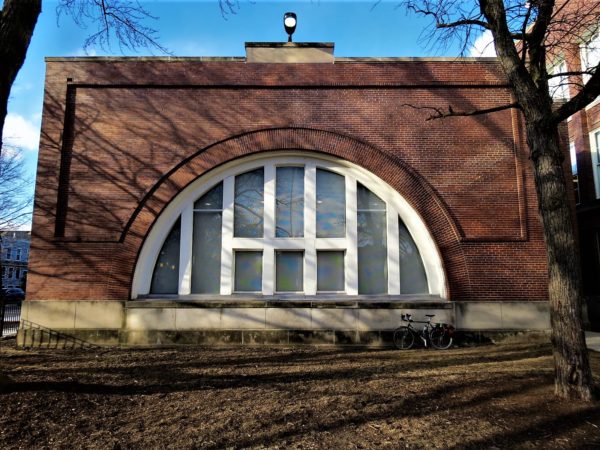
(393, 326, 415, 350)
(429, 326, 453, 350)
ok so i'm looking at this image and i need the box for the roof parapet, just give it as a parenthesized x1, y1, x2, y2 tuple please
(245, 42, 334, 63)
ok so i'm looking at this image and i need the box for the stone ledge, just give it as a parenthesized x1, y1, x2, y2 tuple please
(17, 328, 552, 348)
(129, 295, 449, 309)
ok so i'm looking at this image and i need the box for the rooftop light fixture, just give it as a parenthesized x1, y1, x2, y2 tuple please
(284, 12, 297, 43)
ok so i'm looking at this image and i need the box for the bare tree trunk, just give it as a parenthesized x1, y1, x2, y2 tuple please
(0, 0, 42, 158)
(527, 120, 594, 401)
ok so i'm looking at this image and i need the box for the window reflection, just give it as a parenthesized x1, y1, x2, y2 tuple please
(192, 183, 223, 294)
(276, 251, 303, 291)
(234, 169, 264, 238)
(317, 251, 345, 291)
(357, 184, 387, 294)
(235, 251, 263, 291)
(276, 167, 304, 237)
(316, 169, 346, 238)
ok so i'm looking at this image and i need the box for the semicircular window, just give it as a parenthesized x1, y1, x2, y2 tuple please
(149, 159, 432, 296)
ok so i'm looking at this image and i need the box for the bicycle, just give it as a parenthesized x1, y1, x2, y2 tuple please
(393, 313, 454, 350)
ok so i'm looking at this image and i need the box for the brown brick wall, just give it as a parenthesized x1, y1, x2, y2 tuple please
(27, 59, 548, 302)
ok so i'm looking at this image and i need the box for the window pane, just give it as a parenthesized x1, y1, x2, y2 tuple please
(276, 251, 303, 292)
(316, 169, 345, 238)
(317, 251, 345, 292)
(191, 212, 222, 294)
(150, 219, 181, 294)
(357, 183, 386, 210)
(234, 168, 264, 237)
(399, 217, 429, 294)
(194, 182, 223, 210)
(358, 185, 387, 294)
(235, 251, 263, 292)
(358, 211, 388, 294)
(276, 167, 304, 237)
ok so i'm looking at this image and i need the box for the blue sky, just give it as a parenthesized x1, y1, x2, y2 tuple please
(3, 0, 494, 228)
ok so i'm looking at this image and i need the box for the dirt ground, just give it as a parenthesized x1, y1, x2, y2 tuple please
(0, 341, 599, 449)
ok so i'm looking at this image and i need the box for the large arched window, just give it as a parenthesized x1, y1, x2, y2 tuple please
(132, 153, 446, 298)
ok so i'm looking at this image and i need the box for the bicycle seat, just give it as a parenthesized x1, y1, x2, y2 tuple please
(425, 314, 435, 318)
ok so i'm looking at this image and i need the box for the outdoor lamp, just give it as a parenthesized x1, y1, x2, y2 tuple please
(284, 12, 297, 42)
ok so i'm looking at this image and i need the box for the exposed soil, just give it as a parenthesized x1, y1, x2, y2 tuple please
(0, 341, 599, 449)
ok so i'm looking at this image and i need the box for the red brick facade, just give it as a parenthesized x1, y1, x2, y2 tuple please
(27, 57, 548, 303)
(544, 0, 600, 326)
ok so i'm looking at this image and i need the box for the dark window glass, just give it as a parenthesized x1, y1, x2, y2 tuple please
(150, 219, 181, 294)
(399, 217, 429, 294)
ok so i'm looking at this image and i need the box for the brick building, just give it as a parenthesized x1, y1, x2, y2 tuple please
(19, 43, 552, 346)
(546, 0, 600, 328)
(1, 231, 30, 290)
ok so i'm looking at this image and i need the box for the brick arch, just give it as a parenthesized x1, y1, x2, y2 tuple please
(119, 127, 471, 300)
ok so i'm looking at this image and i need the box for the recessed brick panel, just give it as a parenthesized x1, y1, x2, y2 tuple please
(27, 58, 548, 303)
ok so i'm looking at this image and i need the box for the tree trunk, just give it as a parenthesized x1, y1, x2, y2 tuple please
(527, 120, 595, 401)
(0, 0, 42, 158)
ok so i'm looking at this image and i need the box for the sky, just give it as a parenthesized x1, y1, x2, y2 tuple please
(2, 0, 496, 229)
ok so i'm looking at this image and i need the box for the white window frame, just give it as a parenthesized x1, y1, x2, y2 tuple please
(132, 152, 447, 299)
(548, 60, 569, 101)
(590, 128, 600, 199)
(570, 142, 580, 205)
(581, 28, 600, 110)
(581, 29, 600, 86)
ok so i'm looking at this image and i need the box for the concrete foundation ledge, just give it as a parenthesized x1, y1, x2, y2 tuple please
(15, 328, 552, 348)
(20, 300, 125, 330)
(17, 328, 120, 348)
(120, 329, 397, 346)
(16, 299, 551, 347)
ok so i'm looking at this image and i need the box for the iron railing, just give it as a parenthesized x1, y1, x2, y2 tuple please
(0, 299, 22, 337)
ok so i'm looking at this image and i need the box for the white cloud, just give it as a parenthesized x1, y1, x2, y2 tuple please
(2, 113, 41, 152)
(469, 30, 497, 57)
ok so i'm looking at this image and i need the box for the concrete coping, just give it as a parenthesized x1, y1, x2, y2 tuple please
(44, 56, 499, 63)
(129, 295, 450, 309)
(245, 42, 334, 48)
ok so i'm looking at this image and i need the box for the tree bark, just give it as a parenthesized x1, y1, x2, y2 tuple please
(0, 0, 42, 158)
(527, 120, 594, 401)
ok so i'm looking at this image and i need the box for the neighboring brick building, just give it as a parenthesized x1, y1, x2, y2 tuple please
(546, 1, 600, 329)
(1, 231, 30, 290)
(19, 43, 552, 346)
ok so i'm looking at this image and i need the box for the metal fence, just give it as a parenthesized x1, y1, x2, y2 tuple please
(0, 300, 22, 337)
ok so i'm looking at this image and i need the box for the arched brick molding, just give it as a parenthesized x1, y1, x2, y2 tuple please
(115, 127, 471, 300)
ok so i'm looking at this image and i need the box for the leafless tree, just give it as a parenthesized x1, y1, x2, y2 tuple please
(0, 147, 31, 230)
(400, 0, 600, 401)
(0, 146, 32, 291)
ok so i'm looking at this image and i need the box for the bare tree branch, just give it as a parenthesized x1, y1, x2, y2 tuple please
(0, 147, 32, 230)
(56, 0, 171, 54)
(401, 102, 521, 120)
(553, 64, 600, 123)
